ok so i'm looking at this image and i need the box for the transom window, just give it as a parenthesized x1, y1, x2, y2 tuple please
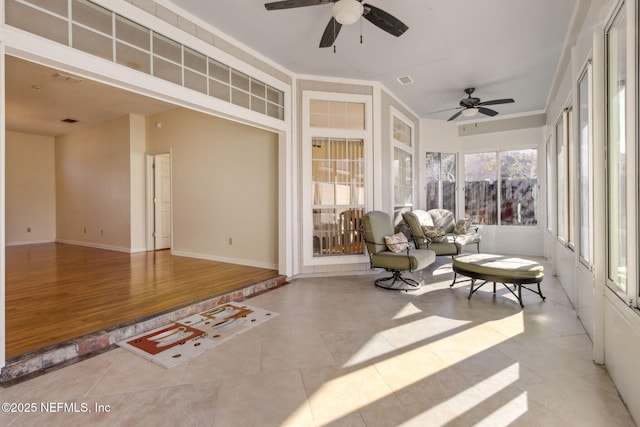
(5, 0, 285, 120)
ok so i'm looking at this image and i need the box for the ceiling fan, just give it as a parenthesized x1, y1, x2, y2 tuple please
(439, 88, 515, 121)
(264, 0, 409, 48)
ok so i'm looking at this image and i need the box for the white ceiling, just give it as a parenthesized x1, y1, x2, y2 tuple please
(5, 56, 175, 137)
(169, 0, 578, 120)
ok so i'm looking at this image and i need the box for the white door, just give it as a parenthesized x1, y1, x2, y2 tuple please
(154, 154, 171, 250)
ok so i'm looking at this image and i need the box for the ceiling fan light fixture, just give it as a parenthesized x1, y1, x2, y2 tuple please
(332, 0, 363, 25)
(462, 107, 479, 117)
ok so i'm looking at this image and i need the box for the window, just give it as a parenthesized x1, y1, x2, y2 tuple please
(546, 137, 552, 232)
(555, 107, 576, 246)
(556, 114, 566, 241)
(605, 3, 627, 293)
(425, 152, 456, 212)
(567, 107, 575, 247)
(311, 138, 364, 256)
(464, 150, 538, 226)
(303, 93, 371, 262)
(393, 149, 412, 206)
(392, 112, 414, 219)
(465, 152, 497, 225)
(578, 62, 593, 267)
(500, 149, 538, 225)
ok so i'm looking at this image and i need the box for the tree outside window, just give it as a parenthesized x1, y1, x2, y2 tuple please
(464, 152, 498, 224)
(425, 152, 456, 212)
(500, 149, 538, 225)
(464, 150, 538, 226)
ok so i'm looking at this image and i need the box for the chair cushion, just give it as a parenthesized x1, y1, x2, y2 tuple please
(453, 254, 543, 281)
(384, 233, 410, 253)
(362, 211, 395, 255)
(422, 226, 447, 243)
(453, 218, 471, 234)
(371, 248, 436, 271)
(453, 232, 481, 246)
(427, 209, 456, 233)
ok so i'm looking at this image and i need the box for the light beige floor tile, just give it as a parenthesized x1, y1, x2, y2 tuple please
(495, 337, 602, 382)
(212, 369, 312, 427)
(301, 365, 397, 423)
(525, 376, 636, 426)
(544, 333, 595, 361)
(312, 412, 366, 427)
(374, 347, 472, 407)
(0, 395, 127, 427)
(379, 312, 472, 350)
(87, 348, 187, 396)
(320, 331, 395, 369)
(360, 400, 466, 427)
(434, 347, 545, 388)
(180, 333, 262, 385)
(8, 382, 219, 427)
(441, 383, 546, 427)
(260, 331, 336, 373)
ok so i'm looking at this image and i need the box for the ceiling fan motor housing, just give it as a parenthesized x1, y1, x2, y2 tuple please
(460, 97, 480, 108)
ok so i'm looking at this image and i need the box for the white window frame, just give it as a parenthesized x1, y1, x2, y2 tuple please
(605, 0, 632, 300)
(390, 107, 415, 216)
(463, 148, 540, 227)
(424, 151, 457, 213)
(556, 111, 568, 243)
(566, 105, 576, 250)
(545, 135, 553, 233)
(301, 91, 373, 266)
(577, 60, 594, 269)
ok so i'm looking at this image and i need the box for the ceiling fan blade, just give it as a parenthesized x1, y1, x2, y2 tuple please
(477, 98, 514, 106)
(265, 0, 333, 11)
(447, 110, 463, 121)
(362, 4, 408, 37)
(429, 106, 462, 114)
(478, 107, 498, 117)
(320, 17, 342, 47)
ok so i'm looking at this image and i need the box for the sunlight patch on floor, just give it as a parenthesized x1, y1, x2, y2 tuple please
(432, 262, 454, 276)
(391, 303, 424, 320)
(416, 363, 526, 426)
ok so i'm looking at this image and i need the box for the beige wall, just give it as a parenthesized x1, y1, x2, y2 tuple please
(146, 108, 278, 269)
(55, 115, 133, 250)
(5, 131, 56, 244)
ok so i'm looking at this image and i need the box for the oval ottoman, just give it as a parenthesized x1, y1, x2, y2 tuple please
(451, 253, 545, 307)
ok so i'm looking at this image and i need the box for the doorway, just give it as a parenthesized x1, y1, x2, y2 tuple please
(148, 152, 172, 250)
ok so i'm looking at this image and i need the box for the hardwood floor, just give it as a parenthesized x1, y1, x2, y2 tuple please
(5, 243, 280, 357)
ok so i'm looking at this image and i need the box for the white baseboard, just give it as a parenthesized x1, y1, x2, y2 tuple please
(5, 239, 56, 246)
(55, 239, 135, 253)
(171, 250, 278, 270)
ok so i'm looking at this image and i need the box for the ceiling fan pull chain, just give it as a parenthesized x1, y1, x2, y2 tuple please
(333, 18, 337, 53)
(360, 17, 363, 44)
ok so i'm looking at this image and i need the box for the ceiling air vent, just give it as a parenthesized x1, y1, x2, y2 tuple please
(397, 75, 414, 86)
(52, 72, 82, 84)
(61, 118, 78, 124)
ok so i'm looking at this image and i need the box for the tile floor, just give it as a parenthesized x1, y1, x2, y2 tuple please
(0, 258, 636, 426)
